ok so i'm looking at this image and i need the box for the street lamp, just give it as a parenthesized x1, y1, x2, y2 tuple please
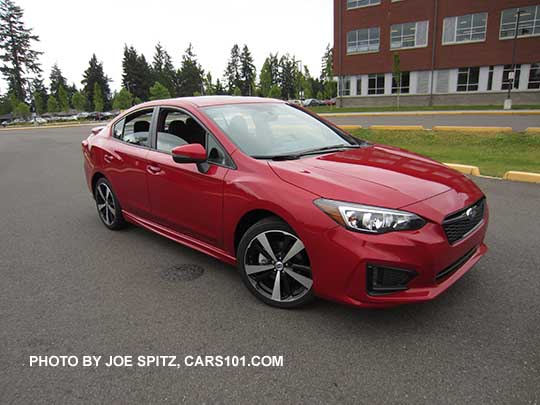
(505, 8, 529, 110)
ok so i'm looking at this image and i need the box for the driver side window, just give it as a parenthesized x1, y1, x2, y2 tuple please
(113, 109, 153, 147)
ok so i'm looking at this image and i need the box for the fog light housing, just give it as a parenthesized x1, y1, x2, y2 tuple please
(367, 264, 417, 295)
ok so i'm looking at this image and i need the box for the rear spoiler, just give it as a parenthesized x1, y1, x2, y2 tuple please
(91, 126, 105, 136)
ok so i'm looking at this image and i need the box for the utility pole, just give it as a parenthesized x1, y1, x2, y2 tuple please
(428, 0, 439, 107)
(505, 8, 523, 110)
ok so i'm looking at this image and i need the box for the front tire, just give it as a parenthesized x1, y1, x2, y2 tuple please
(237, 217, 315, 309)
(94, 177, 126, 230)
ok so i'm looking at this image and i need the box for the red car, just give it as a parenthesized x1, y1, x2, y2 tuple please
(82, 97, 488, 309)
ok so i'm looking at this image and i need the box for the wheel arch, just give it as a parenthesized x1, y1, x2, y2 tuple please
(91, 172, 107, 198)
(233, 209, 288, 255)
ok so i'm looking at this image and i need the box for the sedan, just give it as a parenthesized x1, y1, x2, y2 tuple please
(82, 96, 488, 309)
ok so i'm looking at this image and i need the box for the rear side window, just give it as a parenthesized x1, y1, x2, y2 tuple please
(113, 109, 153, 147)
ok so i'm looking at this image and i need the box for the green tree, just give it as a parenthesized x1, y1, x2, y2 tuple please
(176, 44, 204, 97)
(122, 45, 152, 101)
(0, 92, 12, 114)
(47, 95, 59, 113)
(31, 76, 47, 115)
(268, 84, 281, 99)
(81, 54, 111, 110)
(214, 79, 226, 95)
(392, 53, 402, 110)
(279, 54, 299, 100)
(320, 44, 333, 82)
(149, 81, 171, 100)
(133, 97, 142, 106)
(152, 43, 176, 97)
(233, 87, 242, 96)
(49, 63, 67, 100)
(71, 91, 87, 112)
(93, 83, 104, 112)
(239, 45, 256, 96)
(13, 101, 29, 119)
(259, 53, 279, 97)
(224, 44, 241, 94)
(0, 0, 42, 102)
(58, 84, 69, 112)
(112, 88, 133, 110)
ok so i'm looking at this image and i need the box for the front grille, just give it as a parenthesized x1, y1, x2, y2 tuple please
(436, 247, 477, 282)
(367, 264, 417, 295)
(442, 198, 485, 244)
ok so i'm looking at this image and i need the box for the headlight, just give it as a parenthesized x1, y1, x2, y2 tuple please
(314, 198, 425, 234)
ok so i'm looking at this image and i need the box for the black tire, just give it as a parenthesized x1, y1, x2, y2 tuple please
(237, 217, 315, 309)
(94, 177, 126, 230)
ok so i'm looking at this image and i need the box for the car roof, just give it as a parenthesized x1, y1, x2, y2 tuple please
(141, 96, 285, 109)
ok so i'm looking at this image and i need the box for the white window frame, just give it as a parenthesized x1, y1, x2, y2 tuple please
(391, 72, 410, 94)
(457, 67, 480, 92)
(368, 74, 385, 95)
(529, 63, 540, 89)
(347, 0, 381, 10)
(390, 21, 429, 50)
(443, 13, 488, 45)
(500, 5, 540, 39)
(347, 27, 380, 54)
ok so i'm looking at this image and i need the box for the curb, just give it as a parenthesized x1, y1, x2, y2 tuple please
(503, 171, 540, 183)
(338, 125, 362, 131)
(444, 163, 481, 176)
(369, 125, 424, 131)
(320, 110, 540, 118)
(432, 126, 513, 133)
(525, 127, 540, 133)
(0, 122, 102, 131)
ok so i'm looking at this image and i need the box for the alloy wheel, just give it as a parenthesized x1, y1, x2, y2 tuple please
(244, 230, 313, 303)
(96, 182, 116, 226)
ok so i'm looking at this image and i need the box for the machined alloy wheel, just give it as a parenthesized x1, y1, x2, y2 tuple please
(94, 178, 126, 230)
(238, 218, 314, 308)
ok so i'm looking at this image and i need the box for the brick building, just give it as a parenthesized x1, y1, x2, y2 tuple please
(333, 0, 540, 106)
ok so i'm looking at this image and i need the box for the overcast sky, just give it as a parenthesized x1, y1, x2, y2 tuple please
(1, 0, 333, 93)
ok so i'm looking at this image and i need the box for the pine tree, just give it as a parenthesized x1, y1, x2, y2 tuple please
(259, 53, 280, 97)
(112, 88, 133, 110)
(93, 83, 104, 112)
(31, 76, 47, 115)
(204, 72, 215, 95)
(122, 45, 152, 101)
(58, 84, 69, 112)
(47, 95, 59, 113)
(81, 54, 111, 111)
(176, 44, 204, 97)
(279, 54, 298, 100)
(239, 45, 256, 96)
(214, 79, 226, 95)
(49, 63, 67, 100)
(320, 44, 333, 82)
(224, 44, 241, 94)
(152, 43, 176, 97)
(0, 0, 42, 102)
(268, 84, 281, 99)
(149, 82, 171, 101)
(71, 91, 87, 112)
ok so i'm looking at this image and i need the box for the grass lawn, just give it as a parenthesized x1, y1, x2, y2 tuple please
(349, 128, 540, 178)
(310, 104, 540, 114)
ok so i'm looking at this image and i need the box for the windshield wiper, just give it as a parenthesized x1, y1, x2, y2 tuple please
(253, 144, 362, 161)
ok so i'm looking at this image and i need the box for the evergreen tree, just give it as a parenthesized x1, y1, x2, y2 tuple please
(279, 54, 298, 100)
(214, 79, 226, 95)
(268, 84, 281, 99)
(93, 83, 104, 112)
(13, 100, 29, 119)
(320, 44, 333, 81)
(122, 45, 152, 101)
(0, 93, 11, 114)
(31, 76, 47, 115)
(112, 88, 133, 110)
(58, 84, 69, 112)
(0, 0, 42, 102)
(259, 53, 279, 97)
(239, 45, 256, 96)
(71, 91, 87, 112)
(81, 54, 111, 111)
(224, 44, 241, 94)
(49, 63, 67, 100)
(149, 82, 171, 100)
(203, 72, 215, 95)
(152, 43, 176, 97)
(176, 44, 204, 97)
(47, 95, 59, 113)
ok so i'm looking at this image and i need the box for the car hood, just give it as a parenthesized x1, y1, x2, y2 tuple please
(268, 144, 483, 210)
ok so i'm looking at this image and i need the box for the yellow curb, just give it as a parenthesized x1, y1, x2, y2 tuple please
(433, 126, 513, 133)
(525, 127, 540, 133)
(503, 171, 540, 183)
(320, 111, 540, 118)
(0, 122, 102, 131)
(369, 125, 424, 131)
(338, 125, 362, 131)
(444, 163, 481, 176)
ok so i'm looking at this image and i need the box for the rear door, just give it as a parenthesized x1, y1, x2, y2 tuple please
(145, 107, 233, 247)
(103, 108, 155, 218)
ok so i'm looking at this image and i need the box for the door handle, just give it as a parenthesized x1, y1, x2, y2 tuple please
(104, 154, 114, 163)
(146, 164, 162, 175)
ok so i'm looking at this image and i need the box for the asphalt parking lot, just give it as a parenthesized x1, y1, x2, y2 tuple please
(326, 112, 540, 131)
(1, 126, 539, 404)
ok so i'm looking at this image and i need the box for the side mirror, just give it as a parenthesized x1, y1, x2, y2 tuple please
(172, 144, 207, 164)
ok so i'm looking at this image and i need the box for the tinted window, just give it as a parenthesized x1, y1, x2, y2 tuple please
(156, 109, 206, 153)
(207, 134, 233, 167)
(114, 109, 153, 146)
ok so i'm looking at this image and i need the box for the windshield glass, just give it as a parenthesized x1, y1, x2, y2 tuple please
(202, 103, 358, 158)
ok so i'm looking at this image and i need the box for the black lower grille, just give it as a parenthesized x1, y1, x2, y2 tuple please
(367, 264, 417, 295)
(443, 198, 485, 244)
(436, 248, 477, 282)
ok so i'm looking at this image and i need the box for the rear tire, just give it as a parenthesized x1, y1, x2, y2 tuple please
(237, 217, 315, 309)
(94, 177, 126, 230)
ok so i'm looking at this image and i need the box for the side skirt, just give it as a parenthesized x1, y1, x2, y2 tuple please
(123, 211, 237, 266)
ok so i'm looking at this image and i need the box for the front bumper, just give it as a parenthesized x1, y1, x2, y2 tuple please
(305, 207, 489, 308)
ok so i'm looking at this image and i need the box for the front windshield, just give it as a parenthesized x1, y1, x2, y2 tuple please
(203, 103, 358, 158)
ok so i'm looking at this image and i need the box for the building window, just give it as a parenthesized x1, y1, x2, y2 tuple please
(500, 6, 540, 39)
(443, 13, 488, 44)
(487, 66, 494, 91)
(529, 63, 540, 89)
(502, 64, 521, 89)
(392, 72, 410, 94)
(368, 74, 385, 95)
(391, 21, 429, 49)
(356, 78, 362, 95)
(347, 0, 380, 10)
(340, 78, 351, 96)
(457, 67, 480, 92)
(347, 27, 380, 54)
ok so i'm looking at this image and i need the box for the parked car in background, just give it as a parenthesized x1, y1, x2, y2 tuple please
(324, 98, 336, 106)
(302, 98, 325, 107)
